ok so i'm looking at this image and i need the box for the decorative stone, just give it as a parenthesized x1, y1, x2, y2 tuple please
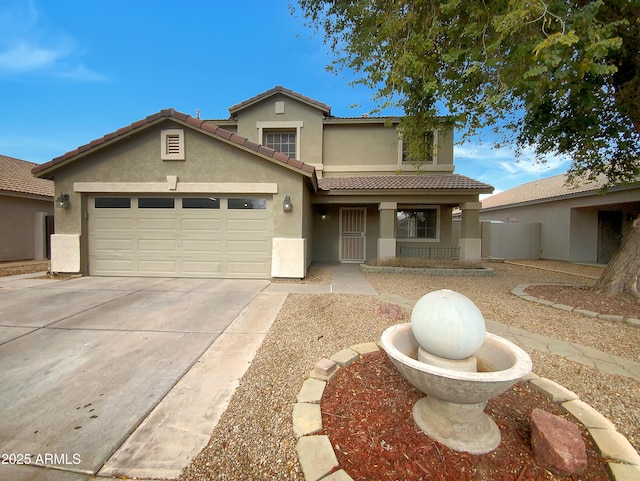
(411, 289, 485, 360)
(531, 408, 587, 476)
(292, 403, 322, 437)
(330, 348, 360, 366)
(296, 435, 338, 481)
(529, 377, 579, 402)
(297, 378, 326, 403)
(313, 358, 337, 377)
(376, 303, 404, 320)
(350, 342, 379, 355)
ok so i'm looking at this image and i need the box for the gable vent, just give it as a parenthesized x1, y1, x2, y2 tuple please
(161, 129, 185, 160)
(166, 134, 181, 154)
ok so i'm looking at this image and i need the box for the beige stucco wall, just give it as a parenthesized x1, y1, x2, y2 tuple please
(234, 93, 324, 166)
(322, 123, 454, 176)
(323, 123, 399, 168)
(50, 120, 310, 272)
(0, 194, 53, 261)
(480, 188, 640, 262)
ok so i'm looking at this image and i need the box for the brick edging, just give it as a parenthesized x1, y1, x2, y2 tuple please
(512, 284, 640, 329)
(294, 343, 640, 481)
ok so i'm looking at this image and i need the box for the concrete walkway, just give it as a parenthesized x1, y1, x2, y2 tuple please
(264, 263, 378, 296)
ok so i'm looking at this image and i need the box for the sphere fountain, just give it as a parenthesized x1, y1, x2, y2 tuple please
(380, 289, 532, 454)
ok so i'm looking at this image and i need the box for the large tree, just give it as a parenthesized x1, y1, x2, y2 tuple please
(296, 0, 640, 297)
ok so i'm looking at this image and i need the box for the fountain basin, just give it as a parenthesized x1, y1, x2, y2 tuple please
(381, 323, 532, 453)
(381, 323, 532, 404)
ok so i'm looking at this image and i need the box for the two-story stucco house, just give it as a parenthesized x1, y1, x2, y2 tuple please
(32, 86, 493, 279)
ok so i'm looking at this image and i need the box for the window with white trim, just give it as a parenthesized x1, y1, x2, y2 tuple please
(264, 130, 296, 158)
(400, 130, 436, 165)
(396, 207, 439, 239)
(161, 129, 185, 160)
(257, 121, 303, 160)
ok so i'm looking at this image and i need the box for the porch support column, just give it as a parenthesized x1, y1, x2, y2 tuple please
(458, 202, 482, 261)
(378, 202, 397, 260)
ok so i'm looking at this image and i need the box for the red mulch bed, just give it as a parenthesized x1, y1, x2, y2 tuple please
(320, 351, 611, 481)
(524, 285, 640, 319)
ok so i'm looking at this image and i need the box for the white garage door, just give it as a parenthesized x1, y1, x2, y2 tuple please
(88, 195, 272, 278)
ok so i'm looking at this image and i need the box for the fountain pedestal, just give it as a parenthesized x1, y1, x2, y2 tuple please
(413, 396, 500, 454)
(381, 318, 532, 454)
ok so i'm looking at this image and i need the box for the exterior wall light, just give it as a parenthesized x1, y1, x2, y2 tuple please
(56, 193, 70, 209)
(283, 195, 293, 213)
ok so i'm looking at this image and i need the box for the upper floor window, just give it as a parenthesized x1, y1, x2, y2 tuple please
(257, 121, 303, 160)
(396, 208, 439, 240)
(401, 130, 436, 165)
(264, 130, 296, 159)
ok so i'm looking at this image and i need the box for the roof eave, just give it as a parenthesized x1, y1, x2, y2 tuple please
(317, 187, 494, 195)
(480, 184, 639, 211)
(32, 109, 318, 184)
(32, 113, 170, 179)
(228, 86, 331, 116)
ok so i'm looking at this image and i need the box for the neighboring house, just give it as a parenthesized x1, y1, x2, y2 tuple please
(0, 154, 54, 262)
(480, 173, 640, 263)
(32, 86, 492, 278)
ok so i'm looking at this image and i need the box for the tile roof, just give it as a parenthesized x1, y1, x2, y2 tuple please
(31, 109, 317, 182)
(228, 86, 332, 116)
(317, 174, 493, 191)
(480, 173, 620, 209)
(0, 154, 54, 198)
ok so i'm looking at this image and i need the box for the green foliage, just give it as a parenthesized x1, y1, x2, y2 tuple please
(295, 0, 640, 185)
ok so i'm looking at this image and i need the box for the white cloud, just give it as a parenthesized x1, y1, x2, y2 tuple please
(455, 136, 572, 191)
(58, 64, 108, 81)
(0, 1, 105, 81)
(0, 41, 68, 72)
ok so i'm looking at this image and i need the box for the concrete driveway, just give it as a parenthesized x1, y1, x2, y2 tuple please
(0, 275, 287, 481)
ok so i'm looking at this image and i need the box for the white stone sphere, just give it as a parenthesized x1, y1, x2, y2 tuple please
(411, 289, 486, 360)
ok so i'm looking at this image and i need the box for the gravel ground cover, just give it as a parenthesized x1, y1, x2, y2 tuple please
(179, 262, 640, 481)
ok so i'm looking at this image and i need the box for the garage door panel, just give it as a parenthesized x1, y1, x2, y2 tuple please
(181, 261, 222, 276)
(137, 239, 177, 253)
(227, 239, 269, 254)
(182, 240, 222, 254)
(181, 218, 222, 232)
(92, 239, 133, 251)
(138, 260, 178, 275)
(138, 218, 176, 230)
(227, 260, 269, 275)
(93, 218, 135, 230)
(226, 218, 269, 233)
(89, 195, 272, 278)
(90, 258, 135, 273)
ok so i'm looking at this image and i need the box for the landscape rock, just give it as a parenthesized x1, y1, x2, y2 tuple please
(376, 303, 404, 321)
(531, 408, 587, 476)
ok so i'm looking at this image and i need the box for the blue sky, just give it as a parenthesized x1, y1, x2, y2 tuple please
(0, 0, 571, 195)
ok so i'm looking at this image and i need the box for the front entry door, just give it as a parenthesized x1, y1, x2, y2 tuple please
(340, 207, 366, 262)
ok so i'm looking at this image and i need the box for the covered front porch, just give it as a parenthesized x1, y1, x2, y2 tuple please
(310, 174, 492, 264)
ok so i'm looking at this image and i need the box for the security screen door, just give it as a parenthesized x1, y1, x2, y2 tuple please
(339, 207, 366, 262)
